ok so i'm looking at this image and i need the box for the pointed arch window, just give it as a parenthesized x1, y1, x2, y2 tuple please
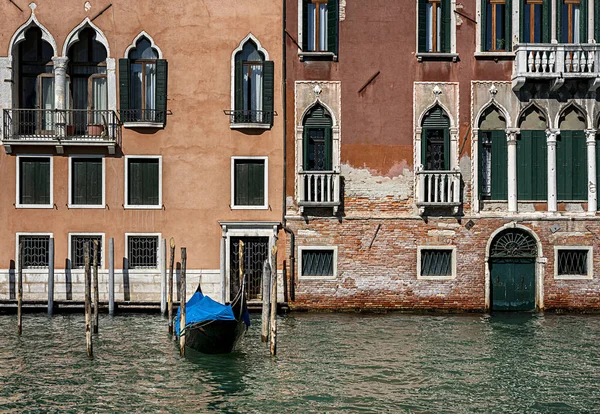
(230, 39, 274, 127)
(119, 35, 167, 125)
(303, 105, 333, 171)
(517, 106, 547, 201)
(421, 107, 450, 170)
(478, 107, 508, 200)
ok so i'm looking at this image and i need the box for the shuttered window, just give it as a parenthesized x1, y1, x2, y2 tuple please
(418, 0, 451, 53)
(127, 158, 160, 206)
(557, 0, 587, 44)
(19, 157, 51, 205)
(71, 158, 102, 205)
(482, 0, 512, 51)
(556, 130, 586, 201)
(301, 249, 334, 277)
(303, 0, 338, 54)
(517, 130, 547, 200)
(234, 159, 266, 207)
(479, 130, 508, 200)
(520, 0, 551, 43)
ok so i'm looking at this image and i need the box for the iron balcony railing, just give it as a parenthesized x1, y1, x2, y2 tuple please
(416, 169, 461, 214)
(224, 110, 273, 126)
(3, 108, 121, 145)
(513, 43, 600, 90)
(120, 109, 166, 124)
(298, 170, 341, 213)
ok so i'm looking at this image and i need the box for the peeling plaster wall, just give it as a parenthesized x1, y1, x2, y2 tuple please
(341, 163, 413, 200)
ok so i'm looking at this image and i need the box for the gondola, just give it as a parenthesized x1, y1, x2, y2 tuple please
(174, 276, 250, 354)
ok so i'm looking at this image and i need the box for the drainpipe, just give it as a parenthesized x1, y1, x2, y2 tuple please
(281, 0, 296, 302)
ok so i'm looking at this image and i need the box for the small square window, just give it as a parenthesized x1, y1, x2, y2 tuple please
(125, 156, 162, 208)
(231, 157, 268, 209)
(70, 157, 104, 207)
(299, 246, 337, 279)
(18, 235, 51, 269)
(127, 235, 159, 269)
(554, 247, 592, 280)
(417, 246, 456, 279)
(70, 234, 103, 269)
(299, 0, 338, 59)
(17, 156, 52, 208)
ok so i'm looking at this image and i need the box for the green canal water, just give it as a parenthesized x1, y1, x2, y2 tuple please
(1, 312, 600, 413)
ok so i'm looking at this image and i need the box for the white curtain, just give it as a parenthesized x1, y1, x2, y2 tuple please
(319, 4, 328, 51)
(91, 77, 107, 125)
(573, 6, 580, 44)
(41, 77, 54, 130)
(426, 4, 433, 52)
(307, 4, 316, 51)
(145, 63, 156, 118)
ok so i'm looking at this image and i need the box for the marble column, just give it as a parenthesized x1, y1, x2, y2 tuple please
(546, 129, 558, 213)
(586, 129, 597, 212)
(52, 57, 69, 137)
(506, 128, 519, 213)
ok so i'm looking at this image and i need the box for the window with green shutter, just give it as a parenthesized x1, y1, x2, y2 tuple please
(233, 158, 266, 207)
(596, 4, 600, 42)
(19, 157, 51, 206)
(556, 131, 586, 201)
(482, 0, 512, 51)
(419, 0, 452, 53)
(303, 0, 338, 55)
(557, 0, 587, 44)
(479, 130, 508, 200)
(421, 106, 450, 170)
(520, 0, 551, 43)
(517, 130, 547, 200)
(302, 104, 333, 171)
(71, 158, 103, 206)
(127, 158, 160, 206)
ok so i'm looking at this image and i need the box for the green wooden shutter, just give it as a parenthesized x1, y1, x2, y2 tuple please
(517, 131, 532, 200)
(596, 4, 600, 43)
(557, 131, 586, 200)
(128, 160, 141, 205)
(443, 127, 450, 170)
(327, 0, 338, 55)
(235, 161, 249, 206)
(262, 61, 274, 125)
(72, 159, 85, 205)
(143, 160, 159, 206)
(542, 0, 551, 43)
(519, 0, 524, 41)
(155, 59, 168, 124)
(533, 130, 547, 200)
(89, 159, 102, 205)
(421, 128, 428, 166)
(418, 0, 427, 52)
(250, 161, 265, 206)
(235, 59, 243, 111)
(478, 132, 484, 196)
(505, 0, 512, 51)
(491, 130, 508, 200)
(481, 0, 488, 51)
(22, 158, 50, 205)
(597, 133, 600, 210)
(556, 0, 562, 43)
(302, 0, 309, 51)
(325, 127, 333, 170)
(303, 128, 310, 170)
(20, 159, 35, 204)
(119, 59, 130, 121)
(580, 0, 588, 43)
(441, 0, 452, 53)
(37, 159, 50, 205)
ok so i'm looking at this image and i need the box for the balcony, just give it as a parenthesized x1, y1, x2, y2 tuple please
(513, 44, 600, 91)
(2, 109, 121, 154)
(298, 171, 341, 214)
(416, 170, 462, 215)
(224, 110, 274, 129)
(120, 109, 166, 128)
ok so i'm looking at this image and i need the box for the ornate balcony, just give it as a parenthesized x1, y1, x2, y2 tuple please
(512, 43, 600, 91)
(2, 109, 121, 154)
(224, 110, 274, 129)
(416, 169, 462, 215)
(298, 170, 341, 214)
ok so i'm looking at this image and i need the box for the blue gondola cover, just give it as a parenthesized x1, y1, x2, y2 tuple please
(175, 292, 237, 336)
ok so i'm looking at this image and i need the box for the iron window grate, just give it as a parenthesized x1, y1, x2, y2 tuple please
(302, 250, 334, 277)
(128, 236, 158, 269)
(19, 236, 50, 268)
(71, 235, 102, 268)
(421, 249, 452, 277)
(557, 249, 588, 276)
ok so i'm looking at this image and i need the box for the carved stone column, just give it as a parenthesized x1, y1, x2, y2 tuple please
(586, 129, 597, 213)
(506, 128, 519, 213)
(52, 57, 69, 138)
(546, 129, 559, 213)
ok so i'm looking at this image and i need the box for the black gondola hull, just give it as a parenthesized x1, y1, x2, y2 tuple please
(185, 319, 247, 354)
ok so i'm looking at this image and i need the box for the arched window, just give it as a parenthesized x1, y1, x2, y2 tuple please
(557, 106, 587, 201)
(233, 39, 274, 126)
(478, 106, 507, 200)
(557, 0, 587, 44)
(303, 104, 333, 171)
(120, 35, 167, 124)
(517, 106, 547, 200)
(421, 106, 450, 171)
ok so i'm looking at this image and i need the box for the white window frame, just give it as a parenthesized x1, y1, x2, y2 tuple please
(415, 0, 459, 61)
(417, 245, 457, 280)
(554, 246, 593, 280)
(15, 155, 54, 209)
(298, 245, 338, 280)
(68, 155, 105, 209)
(125, 232, 162, 272)
(297, 0, 338, 60)
(230, 156, 269, 210)
(68, 233, 106, 270)
(124, 155, 163, 209)
(475, 0, 517, 58)
(15, 232, 53, 271)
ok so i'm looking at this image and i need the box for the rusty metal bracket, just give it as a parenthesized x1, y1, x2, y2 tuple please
(368, 224, 381, 249)
(454, 10, 477, 24)
(358, 71, 381, 94)
(91, 3, 112, 22)
(9, 0, 23, 12)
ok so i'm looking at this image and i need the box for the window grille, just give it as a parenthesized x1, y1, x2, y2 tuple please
(71, 235, 102, 268)
(557, 249, 588, 276)
(302, 249, 334, 277)
(128, 236, 158, 269)
(19, 235, 50, 268)
(420, 249, 452, 276)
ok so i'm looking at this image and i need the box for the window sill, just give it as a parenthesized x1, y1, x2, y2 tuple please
(416, 52, 459, 62)
(123, 121, 165, 129)
(416, 275, 456, 280)
(230, 123, 271, 130)
(15, 204, 54, 209)
(124, 205, 163, 210)
(298, 275, 337, 281)
(299, 51, 337, 62)
(474, 51, 515, 60)
(68, 204, 105, 209)
(554, 275, 593, 281)
(230, 205, 269, 210)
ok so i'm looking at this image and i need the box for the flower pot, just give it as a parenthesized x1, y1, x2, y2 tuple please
(87, 124, 103, 136)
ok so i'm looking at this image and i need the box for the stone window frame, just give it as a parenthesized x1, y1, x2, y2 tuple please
(124, 232, 162, 272)
(297, 0, 339, 61)
(554, 245, 593, 280)
(415, 0, 459, 61)
(15, 154, 54, 209)
(15, 232, 53, 271)
(68, 232, 106, 270)
(67, 154, 105, 209)
(123, 155, 163, 210)
(298, 245, 338, 280)
(230, 156, 269, 210)
(416, 245, 457, 280)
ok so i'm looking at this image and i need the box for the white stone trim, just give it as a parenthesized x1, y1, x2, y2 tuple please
(590, 0, 595, 43)
(15, 232, 53, 271)
(230, 156, 269, 210)
(124, 155, 163, 209)
(68, 233, 106, 269)
(62, 18, 110, 57)
(518, 101, 550, 129)
(416, 245, 457, 280)
(230, 33, 270, 112)
(124, 233, 162, 272)
(124, 31, 164, 59)
(8, 6, 58, 57)
(298, 245, 338, 280)
(15, 154, 53, 209)
(67, 155, 105, 209)
(554, 245, 593, 280)
(555, 101, 592, 130)
(414, 0, 458, 55)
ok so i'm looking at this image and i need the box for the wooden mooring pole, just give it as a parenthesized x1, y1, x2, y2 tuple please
(168, 238, 175, 334)
(48, 238, 54, 316)
(160, 239, 167, 315)
(270, 246, 278, 356)
(108, 238, 115, 315)
(179, 247, 187, 356)
(261, 260, 271, 343)
(84, 242, 93, 359)
(92, 240, 99, 334)
(17, 242, 23, 335)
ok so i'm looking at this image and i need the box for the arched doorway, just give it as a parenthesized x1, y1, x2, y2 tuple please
(489, 228, 537, 311)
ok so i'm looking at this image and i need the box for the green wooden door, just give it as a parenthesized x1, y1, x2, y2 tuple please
(490, 259, 536, 311)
